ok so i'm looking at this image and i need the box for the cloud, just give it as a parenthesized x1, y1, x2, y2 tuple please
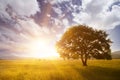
(46, 0, 70, 4)
(45, 0, 120, 51)
(0, 0, 41, 58)
(37, 0, 119, 30)
(0, 0, 41, 45)
(0, 0, 40, 23)
(0, 0, 120, 58)
(107, 25, 120, 51)
(72, 0, 120, 29)
(52, 7, 63, 16)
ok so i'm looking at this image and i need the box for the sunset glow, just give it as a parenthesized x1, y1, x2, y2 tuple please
(0, 0, 120, 59)
(27, 39, 59, 58)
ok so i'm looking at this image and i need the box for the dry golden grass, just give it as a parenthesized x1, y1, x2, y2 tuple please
(0, 59, 120, 80)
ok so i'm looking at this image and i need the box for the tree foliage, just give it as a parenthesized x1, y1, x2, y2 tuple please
(56, 25, 112, 66)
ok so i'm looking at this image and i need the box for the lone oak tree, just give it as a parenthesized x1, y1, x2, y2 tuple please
(56, 25, 112, 66)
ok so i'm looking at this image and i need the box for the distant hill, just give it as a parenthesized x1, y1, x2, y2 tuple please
(112, 51, 120, 59)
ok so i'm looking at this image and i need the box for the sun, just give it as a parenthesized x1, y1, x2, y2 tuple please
(27, 38, 59, 59)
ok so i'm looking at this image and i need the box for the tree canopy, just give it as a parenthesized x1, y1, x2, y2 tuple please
(56, 25, 112, 66)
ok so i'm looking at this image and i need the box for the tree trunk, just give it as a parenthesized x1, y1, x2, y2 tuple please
(84, 54, 88, 66)
(81, 54, 88, 66)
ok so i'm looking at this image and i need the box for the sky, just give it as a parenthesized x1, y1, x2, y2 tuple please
(0, 0, 120, 59)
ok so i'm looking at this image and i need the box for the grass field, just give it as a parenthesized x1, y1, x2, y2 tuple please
(0, 59, 120, 80)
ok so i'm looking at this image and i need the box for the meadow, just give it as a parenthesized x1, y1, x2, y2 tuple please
(0, 59, 120, 80)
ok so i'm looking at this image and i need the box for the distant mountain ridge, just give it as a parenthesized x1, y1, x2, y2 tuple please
(112, 51, 120, 59)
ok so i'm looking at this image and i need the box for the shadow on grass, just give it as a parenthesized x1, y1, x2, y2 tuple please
(72, 65, 120, 80)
